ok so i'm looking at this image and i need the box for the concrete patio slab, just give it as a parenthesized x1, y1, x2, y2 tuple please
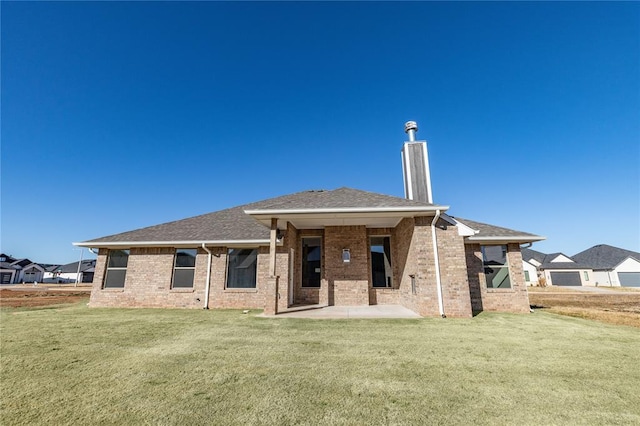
(259, 304, 422, 319)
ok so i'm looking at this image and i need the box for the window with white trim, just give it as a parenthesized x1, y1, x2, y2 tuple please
(481, 245, 511, 289)
(104, 249, 129, 288)
(172, 249, 197, 288)
(226, 248, 258, 289)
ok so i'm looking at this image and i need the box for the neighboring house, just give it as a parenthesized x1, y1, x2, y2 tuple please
(521, 248, 593, 286)
(44, 260, 96, 283)
(0, 254, 45, 283)
(74, 122, 545, 317)
(0, 255, 21, 284)
(573, 244, 640, 287)
(42, 265, 62, 282)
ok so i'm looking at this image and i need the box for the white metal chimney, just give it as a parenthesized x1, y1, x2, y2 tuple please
(401, 121, 433, 203)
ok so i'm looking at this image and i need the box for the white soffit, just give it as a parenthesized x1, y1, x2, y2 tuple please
(244, 207, 449, 229)
(441, 214, 478, 237)
(465, 235, 547, 244)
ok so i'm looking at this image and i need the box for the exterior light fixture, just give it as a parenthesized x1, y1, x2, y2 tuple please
(342, 249, 350, 263)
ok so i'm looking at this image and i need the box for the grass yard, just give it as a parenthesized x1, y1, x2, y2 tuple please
(1, 304, 639, 425)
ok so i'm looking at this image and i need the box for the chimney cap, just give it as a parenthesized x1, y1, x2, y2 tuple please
(404, 121, 418, 134)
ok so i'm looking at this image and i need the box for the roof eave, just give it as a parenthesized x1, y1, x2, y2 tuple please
(73, 239, 274, 249)
(243, 205, 449, 215)
(465, 236, 546, 244)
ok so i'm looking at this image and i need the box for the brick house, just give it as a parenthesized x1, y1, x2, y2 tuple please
(75, 122, 544, 317)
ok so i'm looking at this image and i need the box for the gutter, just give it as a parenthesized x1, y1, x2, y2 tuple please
(431, 209, 445, 318)
(201, 243, 212, 310)
(466, 236, 546, 243)
(72, 239, 274, 248)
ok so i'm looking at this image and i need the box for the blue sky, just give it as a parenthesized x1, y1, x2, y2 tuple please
(2, 1, 639, 265)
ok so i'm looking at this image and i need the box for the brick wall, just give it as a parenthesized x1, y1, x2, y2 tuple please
(89, 244, 293, 310)
(436, 222, 473, 318)
(465, 243, 531, 314)
(87, 222, 527, 316)
(89, 247, 207, 308)
(324, 226, 369, 306)
(389, 217, 473, 318)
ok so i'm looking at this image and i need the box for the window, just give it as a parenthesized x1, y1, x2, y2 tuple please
(226, 248, 258, 289)
(524, 270, 530, 282)
(481, 245, 511, 289)
(302, 237, 321, 287)
(583, 271, 589, 281)
(371, 236, 392, 288)
(104, 249, 129, 288)
(172, 249, 197, 288)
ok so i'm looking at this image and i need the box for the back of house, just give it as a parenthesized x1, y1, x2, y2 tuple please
(76, 122, 544, 316)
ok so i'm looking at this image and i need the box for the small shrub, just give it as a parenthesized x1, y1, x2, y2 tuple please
(538, 277, 547, 288)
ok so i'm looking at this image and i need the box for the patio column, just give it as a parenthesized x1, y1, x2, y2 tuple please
(265, 218, 279, 315)
(269, 218, 277, 277)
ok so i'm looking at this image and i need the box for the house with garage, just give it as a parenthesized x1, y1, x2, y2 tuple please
(43, 260, 96, 283)
(0, 254, 46, 284)
(572, 244, 640, 287)
(0, 255, 21, 284)
(521, 248, 593, 286)
(75, 122, 545, 317)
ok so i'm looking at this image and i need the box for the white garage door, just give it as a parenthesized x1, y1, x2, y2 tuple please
(618, 272, 640, 287)
(550, 271, 581, 286)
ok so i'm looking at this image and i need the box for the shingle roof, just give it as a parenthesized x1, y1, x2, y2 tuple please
(539, 262, 591, 270)
(522, 248, 591, 269)
(572, 244, 640, 270)
(83, 187, 440, 244)
(247, 187, 438, 210)
(453, 217, 543, 242)
(58, 260, 96, 273)
(0, 262, 20, 270)
(521, 248, 546, 263)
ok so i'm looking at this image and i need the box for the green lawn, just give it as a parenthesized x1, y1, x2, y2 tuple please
(1, 304, 639, 425)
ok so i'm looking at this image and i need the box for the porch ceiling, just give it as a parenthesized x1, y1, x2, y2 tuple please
(244, 208, 447, 229)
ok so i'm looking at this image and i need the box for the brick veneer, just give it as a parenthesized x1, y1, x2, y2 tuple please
(324, 226, 369, 306)
(465, 243, 531, 313)
(87, 220, 528, 316)
(89, 247, 208, 308)
(390, 217, 472, 318)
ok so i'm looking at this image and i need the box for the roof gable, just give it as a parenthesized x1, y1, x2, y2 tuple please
(549, 254, 574, 263)
(522, 248, 546, 264)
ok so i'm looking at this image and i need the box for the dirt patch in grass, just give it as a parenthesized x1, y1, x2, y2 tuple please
(0, 289, 90, 308)
(528, 292, 640, 328)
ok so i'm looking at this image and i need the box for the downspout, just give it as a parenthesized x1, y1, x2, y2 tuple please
(431, 209, 445, 318)
(201, 243, 212, 310)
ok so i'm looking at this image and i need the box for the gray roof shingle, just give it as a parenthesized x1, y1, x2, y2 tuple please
(521, 248, 546, 263)
(247, 187, 438, 210)
(572, 244, 640, 270)
(453, 217, 543, 241)
(83, 187, 440, 244)
(58, 260, 96, 273)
